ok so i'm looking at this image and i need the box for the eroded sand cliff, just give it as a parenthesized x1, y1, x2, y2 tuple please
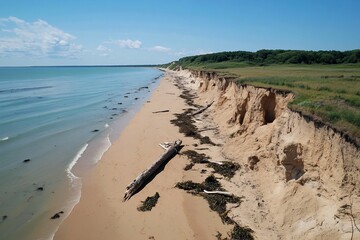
(178, 69, 360, 240)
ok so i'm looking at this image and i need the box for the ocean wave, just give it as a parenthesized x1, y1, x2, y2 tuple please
(93, 134, 111, 164)
(0, 137, 9, 141)
(67, 144, 88, 181)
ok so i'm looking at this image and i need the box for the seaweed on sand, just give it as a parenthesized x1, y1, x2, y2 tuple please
(176, 175, 240, 222)
(137, 192, 160, 212)
(208, 161, 240, 179)
(181, 150, 240, 179)
(176, 175, 253, 239)
(171, 77, 216, 145)
(171, 109, 216, 145)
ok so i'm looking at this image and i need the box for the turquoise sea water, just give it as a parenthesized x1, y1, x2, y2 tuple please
(0, 66, 162, 239)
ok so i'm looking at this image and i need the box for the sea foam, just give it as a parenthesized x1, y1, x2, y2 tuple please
(67, 144, 88, 181)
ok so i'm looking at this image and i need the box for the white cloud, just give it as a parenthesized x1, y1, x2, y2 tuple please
(96, 44, 111, 56)
(149, 45, 171, 52)
(0, 16, 83, 58)
(111, 39, 142, 49)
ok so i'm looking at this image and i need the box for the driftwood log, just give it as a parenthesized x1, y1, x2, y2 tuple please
(152, 110, 170, 114)
(123, 140, 182, 201)
(191, 101, 214, 116)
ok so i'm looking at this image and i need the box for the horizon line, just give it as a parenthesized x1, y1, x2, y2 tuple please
(0, 64, 161, 68)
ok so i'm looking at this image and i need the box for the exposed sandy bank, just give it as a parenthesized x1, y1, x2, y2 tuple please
(182, 69, 360, 240)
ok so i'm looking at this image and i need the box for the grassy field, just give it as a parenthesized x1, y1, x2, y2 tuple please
(170, 62, 360, 141)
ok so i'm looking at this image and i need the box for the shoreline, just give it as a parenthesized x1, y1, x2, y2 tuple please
(54, 70, 230, 239)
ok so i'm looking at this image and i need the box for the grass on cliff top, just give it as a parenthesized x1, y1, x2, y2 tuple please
(177, 62, 360, 142)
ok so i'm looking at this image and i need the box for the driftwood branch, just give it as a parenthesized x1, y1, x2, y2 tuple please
(203, 190, 233, 196)
(152, 110, 170, 114)
(200, 158, 224, 165)
(124, 140, 182, 201)
(191, 101, 214, 116)
(159, 142, 172, 150)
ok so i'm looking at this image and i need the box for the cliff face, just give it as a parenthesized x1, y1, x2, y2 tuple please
(186, 69, 360, 239)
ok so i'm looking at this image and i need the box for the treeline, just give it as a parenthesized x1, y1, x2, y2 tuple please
(175, 49, 360, 65)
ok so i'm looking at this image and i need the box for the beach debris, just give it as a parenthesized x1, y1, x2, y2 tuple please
(152, 109, 170, 114)
(23, 158, 31, 163)
(137, 192, 160, 212)
(184, 163, 195, 171)
(229, 223, 254, 240)
(183, 150, 240, 178)
(203, 190, 233, 196)
(201, 158, 224, 165)
(175, 175, 241, 222)
(171, 109, 216, 145)
(207, 161, 240, 179)
(182, 150, 208, 164)
(176, 176, 252, 238)
(191, 100, 214, 116)
(159, 142, 173, 150)
(50, 211, 64, 220)
(123, 140, 183, 201)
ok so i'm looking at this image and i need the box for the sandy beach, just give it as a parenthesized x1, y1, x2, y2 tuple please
(54, 70, 230, 240)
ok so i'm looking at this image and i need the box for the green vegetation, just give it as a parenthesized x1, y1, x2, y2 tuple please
(164, 49, 360, 69)
(163, 50, 360, 143)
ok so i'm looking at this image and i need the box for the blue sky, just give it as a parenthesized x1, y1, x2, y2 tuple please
(0, 0, 359, 66)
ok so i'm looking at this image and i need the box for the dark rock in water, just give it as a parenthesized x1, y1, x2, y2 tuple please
(2, 215, 7, 221)
(36, 187, 44, 191)
(50, 211, 64, 220)
(118, 102, 122, 105)
(126, 92, 130, 94)
(103, 106, 108, 109)
(122, 109, 128, 113)
(91, 129, 99, 132)
(134, 97, 139, 100)
(124, 96, 129, 98)
(111, 108, 117, 110)
(147, 101, 151, 103)
(112, 113, 118, 116)
(23, 159, 31, 163)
